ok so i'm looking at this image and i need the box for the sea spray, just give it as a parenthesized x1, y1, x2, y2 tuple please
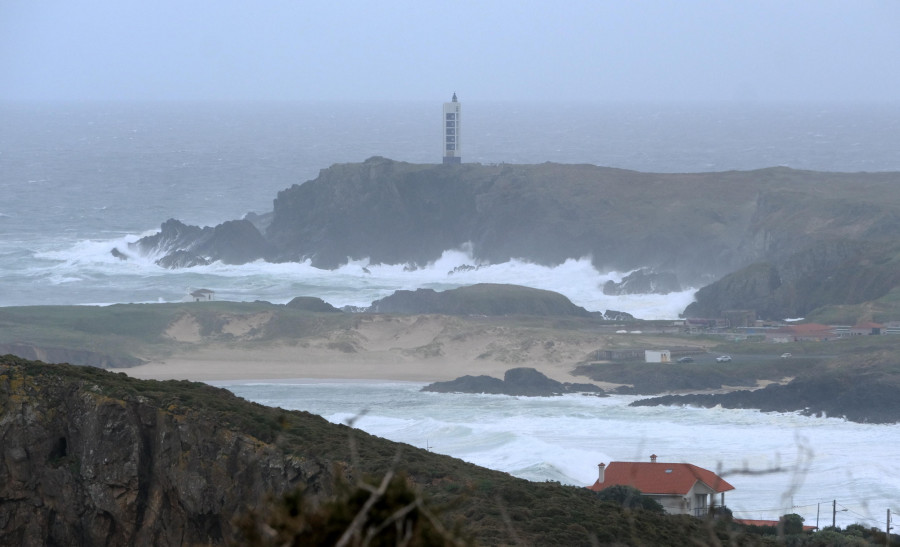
(8, 238, 698, 317)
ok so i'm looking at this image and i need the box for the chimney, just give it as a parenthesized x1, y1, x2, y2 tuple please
(650, 454, 658, 463)
(597, 463, 606, 482)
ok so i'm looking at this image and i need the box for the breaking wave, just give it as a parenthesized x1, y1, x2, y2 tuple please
(6, 236, 696, 318)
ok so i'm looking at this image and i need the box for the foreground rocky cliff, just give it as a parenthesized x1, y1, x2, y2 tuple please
(0, 357, 329, 545)
(1, 356, 740, 546)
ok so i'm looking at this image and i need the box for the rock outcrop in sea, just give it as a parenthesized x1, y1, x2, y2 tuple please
(630, 372, 900, 424)
(422, 367, 605, 397)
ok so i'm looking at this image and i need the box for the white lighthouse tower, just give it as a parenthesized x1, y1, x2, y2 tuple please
(442, 93, 461, 164)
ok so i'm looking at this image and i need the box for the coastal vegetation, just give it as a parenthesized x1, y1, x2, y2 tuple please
(4, 355, 895, 544)
(4, 295, 900, 423)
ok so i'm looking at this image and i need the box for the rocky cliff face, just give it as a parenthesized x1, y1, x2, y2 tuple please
(129, 158, 900, 308)
(0, 358, 331, 546)
(262, 158, 761, 280)
(684, 239, 900, 319)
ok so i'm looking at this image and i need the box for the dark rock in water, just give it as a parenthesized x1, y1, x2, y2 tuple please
(110, 247, 129, 261)
(423, 367, 605, 397)
(603, 268, 681, 295)
(202, 219, 273, 265)
(133, 218, 206, 256)
(630, 373, 900, 424)
(133, 218, 272, 266)
(285, 296, 342, 313)
(156, 250, 211, 269)
(448, 264, 481, 275)
(424, 374, 506, 394)
(368, 283, 592, 317)
(603, 309, 636, 321)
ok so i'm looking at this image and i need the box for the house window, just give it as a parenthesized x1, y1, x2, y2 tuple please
(446, 113, 455, 120)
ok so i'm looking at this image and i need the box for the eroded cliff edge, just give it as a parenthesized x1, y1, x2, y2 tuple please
(0, 357, 331, 545)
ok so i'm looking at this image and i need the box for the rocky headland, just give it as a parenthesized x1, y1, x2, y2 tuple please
(630, 366, 900, 424)
(124, 158, 900, 320)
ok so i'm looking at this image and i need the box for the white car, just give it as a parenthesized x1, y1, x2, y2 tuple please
(715, 355, 732, 363)
(780, 353, 792, 359)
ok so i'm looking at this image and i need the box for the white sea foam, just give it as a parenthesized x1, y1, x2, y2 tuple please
(14, 237, 697, 317)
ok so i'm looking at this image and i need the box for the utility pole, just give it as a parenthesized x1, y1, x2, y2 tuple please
(833, 500, 837, 529)
(887, 508, 891, 547)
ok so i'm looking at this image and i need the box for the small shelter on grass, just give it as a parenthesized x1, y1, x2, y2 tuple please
(189, 289, 215, 302)
(587, 454, 735, 516)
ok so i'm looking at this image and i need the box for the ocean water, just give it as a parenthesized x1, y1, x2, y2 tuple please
(3, 101, 900, 316)
(223, 380, 900, 529)
(4, 101, 900, 528)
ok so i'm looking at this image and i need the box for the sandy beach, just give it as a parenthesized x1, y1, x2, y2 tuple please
(110, 313, 632, 385)
(112, 346, 585, 384)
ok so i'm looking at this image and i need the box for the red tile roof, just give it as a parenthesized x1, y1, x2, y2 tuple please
(587, 461, 735, 495)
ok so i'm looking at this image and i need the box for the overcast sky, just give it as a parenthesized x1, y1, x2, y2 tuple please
(2, 1, 898, 103)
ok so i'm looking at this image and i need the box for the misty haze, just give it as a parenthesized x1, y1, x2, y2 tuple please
(2, 2, 899, 545)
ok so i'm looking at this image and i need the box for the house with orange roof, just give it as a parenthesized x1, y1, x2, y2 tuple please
(587, 455, 735, 516)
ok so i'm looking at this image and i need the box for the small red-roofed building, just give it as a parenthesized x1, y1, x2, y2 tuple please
(587, 455, 735, 516)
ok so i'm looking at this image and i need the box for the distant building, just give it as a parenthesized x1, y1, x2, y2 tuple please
(723, 309, 756, 328)
(588, 455, 735, 517)
(190, 289, 215, 302)
(442, 93, 461, 164)
(848, 322, 883, 336)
